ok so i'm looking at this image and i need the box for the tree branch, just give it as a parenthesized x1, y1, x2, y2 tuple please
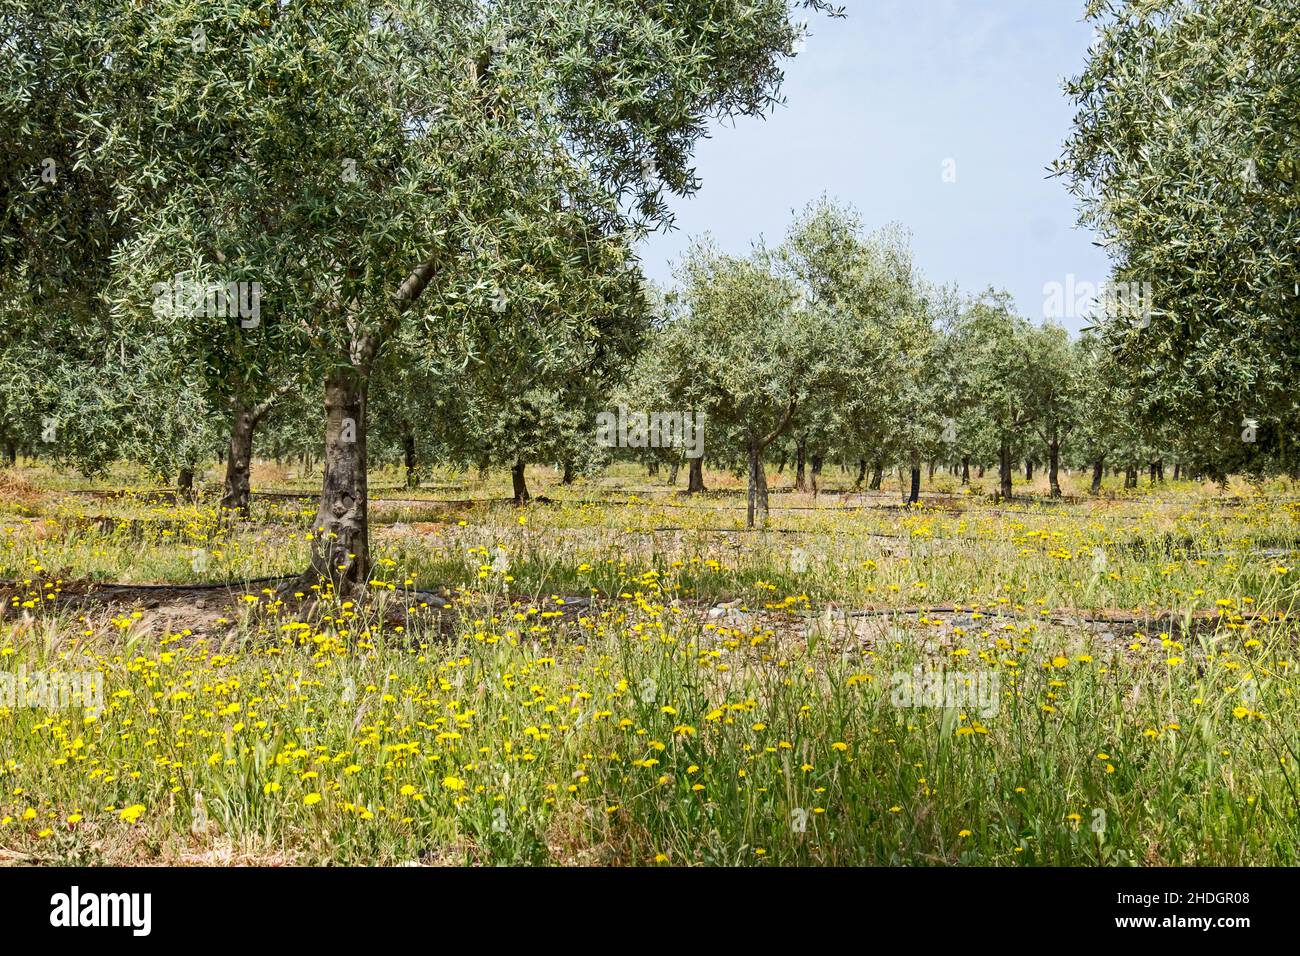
(759, 399, 798, 449)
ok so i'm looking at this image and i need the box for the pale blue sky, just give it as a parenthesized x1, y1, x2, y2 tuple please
(638, 0, 1112, 332)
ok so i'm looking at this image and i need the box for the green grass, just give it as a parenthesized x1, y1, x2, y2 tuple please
(1, 463, 1298, 865)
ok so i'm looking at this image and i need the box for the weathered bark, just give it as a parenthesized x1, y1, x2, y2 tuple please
(869, 460, 883, 491)
(1124, 464, 1138, 489)
(667, 460, 679, 484)
(999, 441, 1013, 498)
(1048, 440, 1062, 498)
(178, 466, 196, 500)
(220, 403, 256, 518)
(854, 458, 867, 489)
(1024, 459, 1034, 482)
(1173, 462, 1181, 481)
(687, 456, 706, 494)
(562, 460, 576, 485)
(1155, 459, 1165, 483)
(1091, 458, 1104, 494)
(403, 430, 419, 489)
(926, 459, 936, 480)
(961, 456, 970, 485)
(794, 436, 808, 492)
(219, 405, 257, 522)
(811, 454, 823, 495)
(6, 442, 17, 467)
(307, 367, 371, 593)
(512, 459, 530, 504)
(907, 465, 921, 504)
(647, 460, 659, 477)
(746, 436, 771, 528)
(298, 252, 441, 594)
(977, 464, 985, 479)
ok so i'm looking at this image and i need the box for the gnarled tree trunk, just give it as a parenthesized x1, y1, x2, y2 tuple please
(511, 458, 530, 504)
(1048, 439, 1062, 498)
(687, 456, 706, 494)
(220, 402, 257, 518)
(999, 441, 1013, 498)
(403, 428, 419, 489)
(307, 367, 371, 593)
(1091, 457, 1104, 494)
(746, 435, 771, 528)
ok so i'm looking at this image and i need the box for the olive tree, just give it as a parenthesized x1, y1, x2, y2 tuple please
(1057, 0, 1300, 440)
(3, 0, 842, 592)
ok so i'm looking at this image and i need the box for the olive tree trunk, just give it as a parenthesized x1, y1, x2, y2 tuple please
(746, 436, 771, 528)
(1048, 439, 1062, 498)
(512, 459, 530, 504)
(403, 429, 419, 489)
(687, 456, 706, 494)
(220, 402, 257, 518)
(999, 440, 1013, 498)
(307, 367, 371, 593)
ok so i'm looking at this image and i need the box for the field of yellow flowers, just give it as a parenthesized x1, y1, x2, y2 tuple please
(1, 464, 1298, 866)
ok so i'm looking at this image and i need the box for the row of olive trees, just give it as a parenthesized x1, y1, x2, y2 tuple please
(618, 190, 1291, 522)
(1, 0, 842, 591)
(5, 0, 1292, 567)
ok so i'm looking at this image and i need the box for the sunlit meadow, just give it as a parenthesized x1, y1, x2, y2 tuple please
(2, 463, 1298, 866)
